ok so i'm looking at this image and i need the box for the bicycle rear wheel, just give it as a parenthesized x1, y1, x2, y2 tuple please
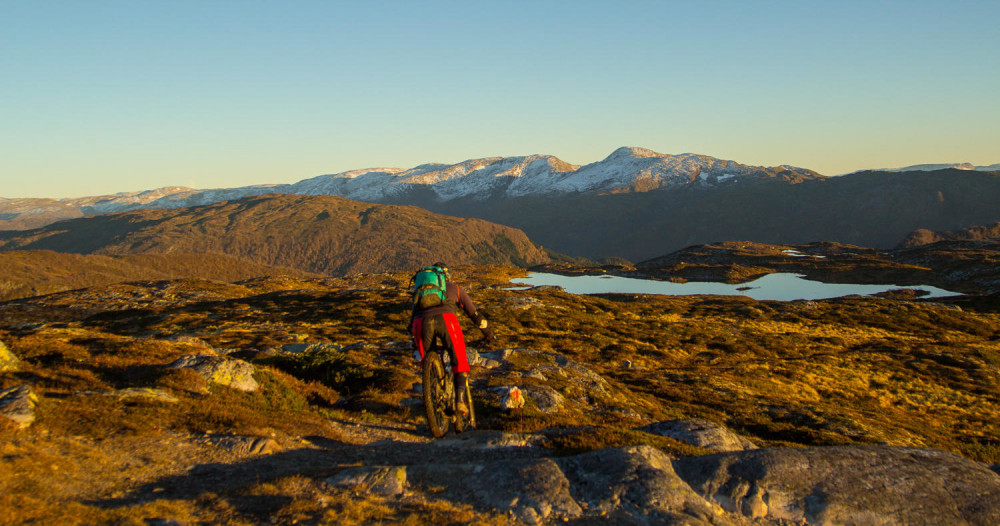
(422, 350, 450, 438)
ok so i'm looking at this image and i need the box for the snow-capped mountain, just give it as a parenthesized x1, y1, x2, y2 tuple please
(286, 147, 820, 202)
(1, 147, 821, 230)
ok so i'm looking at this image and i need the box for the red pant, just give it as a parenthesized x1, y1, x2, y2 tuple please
(411, 312, 470, 373)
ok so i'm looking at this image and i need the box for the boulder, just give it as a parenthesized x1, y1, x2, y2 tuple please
(557, 445, 728, 525)
(639, 419, 757, 452)
(499, 386, 525, 411)
(326, 466, 407, 497)
(673, 445, 1000, 525)
(199, 434, 281, 455)
(0, 340, 20, 372)
(408, 458, 582, 525)
(281, 342, 341, 354)
(406, 445, 730, 525)
(521, 385, 565, 413)
(0, 384, 38, 429)
(168, 354, 258, 392)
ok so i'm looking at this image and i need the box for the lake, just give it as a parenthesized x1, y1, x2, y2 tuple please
(511, 272, 960, 302)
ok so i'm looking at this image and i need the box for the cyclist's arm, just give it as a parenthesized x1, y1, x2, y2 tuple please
(456, 285, 490, 330)
(455, 285, 478, 320)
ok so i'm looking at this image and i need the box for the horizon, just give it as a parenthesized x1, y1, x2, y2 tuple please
(3, 1, 998, 199)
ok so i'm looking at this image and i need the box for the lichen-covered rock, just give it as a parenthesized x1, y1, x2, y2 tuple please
(557, 445, 727, 525)
(0, 340, 21, 372)
(674, 445, 1000, 525)
(168, 354, 258, 392)
(406, 445, 728, 525)
(522, 385, 565, 413)
(326, 466, 407, 497)
(409, 458, 582, 525)
(281, 342, 341, 354)
(199, 434, 281, 455)
(639, 419, 757, 452)
(0, 384, 37, 429)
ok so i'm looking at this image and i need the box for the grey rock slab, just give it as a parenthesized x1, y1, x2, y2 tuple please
(280, 342, 341, 354)
(198, 434, 281, 455)
(521, 385, 565, 413)
(674, 445, 1000, 525)
(167, 354, 258, 392)
(430, 431, 546, 450)
(639, 419, 757, 452)
(0, 339, 20, 372)
(557, 445, 730, 526)
(326, 465, 407, 497)
(408, 457, 582, 525)
(0, 384, 37, 428)
(406, 445, 736, 525)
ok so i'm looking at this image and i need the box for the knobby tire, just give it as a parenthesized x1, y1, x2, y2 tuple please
(422, 350, 450, 438)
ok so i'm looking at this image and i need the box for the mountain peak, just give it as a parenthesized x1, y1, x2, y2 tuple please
(604, 146, 665, 161)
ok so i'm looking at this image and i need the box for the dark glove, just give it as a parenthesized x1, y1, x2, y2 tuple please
(482, 326, 495, 345)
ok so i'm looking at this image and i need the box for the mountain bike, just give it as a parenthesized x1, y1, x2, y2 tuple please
(422, 344, 475, 438)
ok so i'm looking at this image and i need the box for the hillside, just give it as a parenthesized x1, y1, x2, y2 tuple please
(0, 194, 551, 275)
(2, 267, 1000, 524)
(435, 168, 1000, 261)
(899, 221, 1000, 248)
(0, 251, 316, 302)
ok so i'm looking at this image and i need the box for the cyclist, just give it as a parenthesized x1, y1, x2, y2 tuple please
(409, 262, 491, 415)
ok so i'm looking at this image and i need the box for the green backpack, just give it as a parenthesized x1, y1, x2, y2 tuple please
(411, 265, 448, 309)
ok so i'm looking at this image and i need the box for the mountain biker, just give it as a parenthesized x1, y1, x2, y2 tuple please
(409, 262, 492, 416)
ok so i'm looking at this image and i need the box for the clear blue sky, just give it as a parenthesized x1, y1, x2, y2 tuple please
(2, 0, 998, 198)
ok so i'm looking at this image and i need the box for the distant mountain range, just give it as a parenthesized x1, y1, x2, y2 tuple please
(879, 163, 1000, 173)
(0, 148, 821, 230)
(2, 147, 999, 262)
(0, 194, 551, 275)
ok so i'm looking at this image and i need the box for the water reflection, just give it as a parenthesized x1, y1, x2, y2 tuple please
(512, 272, 960, 302)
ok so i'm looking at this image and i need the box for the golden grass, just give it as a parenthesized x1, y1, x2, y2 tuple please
(1, 265, 1000, 523)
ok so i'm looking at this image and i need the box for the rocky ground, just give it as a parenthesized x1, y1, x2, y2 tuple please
(2, 264, 1000, 524)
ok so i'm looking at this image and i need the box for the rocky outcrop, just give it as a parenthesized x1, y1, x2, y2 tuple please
(673, 445, 1000, 525)
(479, 348, 616, 411)
(557, 445, 727, 525)
(167, 354, 258, 392)
(0, 384, 38, 428)
(198, 434, 281, 456)
(327, 434, 1000, 525)
(408, 457, 584, 525)
(0, 340, 20, 372)
(327, 466, 407, 497)
(521, 385, 565, 413)
(639, 419, 757, 452)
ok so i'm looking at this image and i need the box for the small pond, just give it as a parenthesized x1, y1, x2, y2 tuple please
(511, 272, 960, 302)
